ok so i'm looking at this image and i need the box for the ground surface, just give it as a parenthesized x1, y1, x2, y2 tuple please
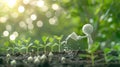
(0, 50, 120, 67)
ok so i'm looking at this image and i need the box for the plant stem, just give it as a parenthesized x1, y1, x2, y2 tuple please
(58, 40, 61, 52)
(104, 54, 108, 64)
(44, 46, 46, 54)
(91, 53, 94, 66)
(37, 48, 39, 55)
(12, 49, 14, 55)
(58, 45, 61, 52)
(51, 46, 53, 52)
(26, 47, 28, 54)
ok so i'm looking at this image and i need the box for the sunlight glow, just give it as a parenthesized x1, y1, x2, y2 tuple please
(18, 6, 25, 13)
(4, 0, 17, 8)
(0, 17, 8, 23)
(23, 0, 30, 4)
(11, 12, 18, 18)
(3, 31, 9, 37)
(37, 0, 44, 7)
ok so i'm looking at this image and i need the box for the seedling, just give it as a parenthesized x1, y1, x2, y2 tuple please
(48, 37, 54, 52)
(33, 40, 42, 55)
(87, 42, 99, 66)
(41, 36, 49, 53)
(33, 36, 54, 54)
(22, 37, 33, 54)
(7, 41, 17, 55)
(103, 44, 120, 64)
(79, 42, 99, 66)
(54, 35, 64, 52)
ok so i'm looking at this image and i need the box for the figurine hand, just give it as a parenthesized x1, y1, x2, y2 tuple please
(61, 40, 67, 44)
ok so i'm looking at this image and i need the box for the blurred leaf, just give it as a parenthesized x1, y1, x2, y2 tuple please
(42, 36, 49, 44)
(49, 37, 54, 43)
(54, 35, 63, 41)
(34, 40, 40, 45)
(104, 48, 111, 54)
(88, 42, 99, 53)
(28, 43, 33, 47)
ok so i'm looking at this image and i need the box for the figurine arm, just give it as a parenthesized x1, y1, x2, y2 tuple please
(65, 32, 79, 41)
(62, 32, 87, 44)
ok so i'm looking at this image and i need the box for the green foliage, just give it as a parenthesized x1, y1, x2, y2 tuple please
(0, 1, 120, 64)
(0, 0, 120, 50)
(88, 42, 100, 54)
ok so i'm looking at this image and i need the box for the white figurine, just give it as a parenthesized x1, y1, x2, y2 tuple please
(64, 24, 93, 49)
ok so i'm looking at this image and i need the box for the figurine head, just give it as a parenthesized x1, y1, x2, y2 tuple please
(82, 24, 93, 35)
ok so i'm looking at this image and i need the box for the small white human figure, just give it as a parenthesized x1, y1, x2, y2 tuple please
(65, 32, 87, 41)
(63, 24, 93, 49)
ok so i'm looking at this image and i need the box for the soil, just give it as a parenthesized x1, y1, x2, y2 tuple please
(0, 50, 120, 67)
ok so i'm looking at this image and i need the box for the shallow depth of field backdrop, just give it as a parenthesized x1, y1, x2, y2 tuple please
(0, 0, 120, 52)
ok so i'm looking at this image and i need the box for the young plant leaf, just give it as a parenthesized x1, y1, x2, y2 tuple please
(88, 42, 99, 53)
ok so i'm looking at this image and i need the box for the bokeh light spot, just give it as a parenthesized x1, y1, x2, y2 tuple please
(37, 0, 44, 7)
(13, 31, 19, 37)
(49, 17, 57, 25)
(30, 14, 37, 20)
(19, 21, 27, 29)
(0, 17, 8, 23)
(10, 34, 16, 40)
(28, 24, 34, 30)
(46, 11, 52, 18)
(4, 0, 16, 8)
(52, 4, 59, 10)
(36, 21, 43, 27)
(3, 31, 9, 37)
(108, 17, 112, 22)
(6, 25, 12, 31)
(18, 5, 25, 13)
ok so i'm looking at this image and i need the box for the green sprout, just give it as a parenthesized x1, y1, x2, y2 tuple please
(33, 40, 42, 55)
(87, 42, 99, 66)
(22, 37, 33, 54)
(103, 48, 111, 64)
(103, 44, 120, 64)
(54, 35, 63, 52)
(79, 42, 99, 66)
(41, 36, 49, 53)
(7, 40, 17, 55)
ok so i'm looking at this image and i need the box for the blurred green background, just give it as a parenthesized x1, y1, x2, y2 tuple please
(0, 0, 120, 51)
